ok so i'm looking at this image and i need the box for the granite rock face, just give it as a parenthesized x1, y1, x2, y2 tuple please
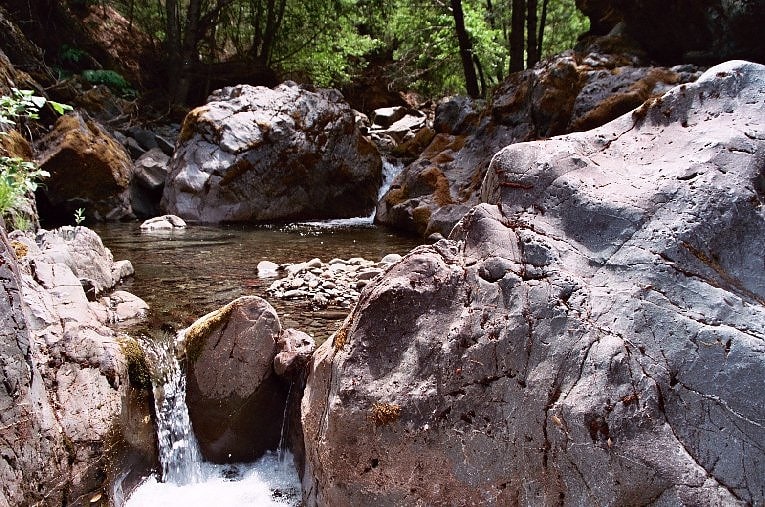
(301, 61, 765, 505)
(375, 44, 699, 237)
(183, 296, 288, 462)
(162, 82, 382, 223)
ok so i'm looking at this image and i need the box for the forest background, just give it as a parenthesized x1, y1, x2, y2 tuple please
(4, 0, 588, 112)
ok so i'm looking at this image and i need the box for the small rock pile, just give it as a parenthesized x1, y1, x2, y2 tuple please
(264, 254, 403, 308)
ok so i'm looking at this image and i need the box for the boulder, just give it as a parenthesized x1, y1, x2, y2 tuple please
(33, 226, 133, 295)
(161, 82, 382, 223)
(274, 328, 316, 378)
(183, 296, 289, 462)
(301, 61, 765, 505)
(131, 147, 171, 217)
(4, 225, 151, 504)
(35, 112, 133, 222)
(140, 214, 186, 232)
(375, 43, 700, 237)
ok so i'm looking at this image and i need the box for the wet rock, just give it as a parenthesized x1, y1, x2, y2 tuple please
(302, 61, 765, 505)
(274, 328, 316, 378)
(162, 82, 382, 223)
(36, 112, 133, 221)
(183, 296, 288, 462)
(140, 214, 187, 231)
(433, 96, 482, 135)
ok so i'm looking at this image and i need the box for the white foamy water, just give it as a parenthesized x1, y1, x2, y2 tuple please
(298, 158, 404, 228)
(126, 334, 301, 506)
(125, 453, 301, 507)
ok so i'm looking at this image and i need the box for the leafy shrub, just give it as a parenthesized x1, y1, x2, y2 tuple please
(0, 89, 71, 229)
(82, 69, 136, 97)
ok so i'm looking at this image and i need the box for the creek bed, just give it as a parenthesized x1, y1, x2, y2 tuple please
(94, 221, 422, 342)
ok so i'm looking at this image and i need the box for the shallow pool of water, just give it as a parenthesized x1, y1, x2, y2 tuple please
(93, 221, 422, 341)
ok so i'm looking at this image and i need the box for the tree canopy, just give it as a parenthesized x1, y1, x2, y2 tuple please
(46, 0, 589, 107)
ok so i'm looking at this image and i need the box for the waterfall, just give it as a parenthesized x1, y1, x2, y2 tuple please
(125, 334, 302, 507)
(378, 157, 404, 201)
(297, 157, 404, 228)
(140, 333, 204, 485)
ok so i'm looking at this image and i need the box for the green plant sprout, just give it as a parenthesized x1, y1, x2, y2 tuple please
(74, 207, 85, 225)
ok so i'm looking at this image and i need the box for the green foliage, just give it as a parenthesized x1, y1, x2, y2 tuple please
(82, 69, 136, 97)
(275, 0, 382, 86)
(0, 90, 69, 225)
(540, 0, 589, 58)
(59, 44, 90, 64)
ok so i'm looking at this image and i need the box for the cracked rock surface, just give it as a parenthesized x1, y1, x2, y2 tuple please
(301, 61, 765, 505)
(1, 226, 151, 505)
(162, 82, 382, 223)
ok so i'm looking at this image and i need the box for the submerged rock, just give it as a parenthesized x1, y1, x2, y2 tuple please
(161, 82, 382, 223)
(301, 61, 765, 505)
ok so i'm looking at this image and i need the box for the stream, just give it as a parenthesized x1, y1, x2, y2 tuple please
(93, 163, 424, 504)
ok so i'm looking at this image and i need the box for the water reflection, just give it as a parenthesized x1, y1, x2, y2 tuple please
(93, 222, 422, 342)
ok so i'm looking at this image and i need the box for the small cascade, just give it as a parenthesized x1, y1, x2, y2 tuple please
(126, 334, 302, 507)
(140, 333, 204, 485)
(297, 157, 404, 228)
(378, 157, 404, 201)
(277, 380, 293, 464)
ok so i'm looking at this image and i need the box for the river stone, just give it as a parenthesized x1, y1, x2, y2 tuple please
(183, 296, 288, 463)
(301, 61, 765, 505)
(140, 215, 187, 231)
(161, 82, 382, 223)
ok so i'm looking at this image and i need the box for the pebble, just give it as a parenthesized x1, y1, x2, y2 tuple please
(266, 253, 404, 308)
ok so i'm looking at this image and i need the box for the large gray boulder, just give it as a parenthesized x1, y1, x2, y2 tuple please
(183, 296, 289, 462)
(161, 82, 382, 223)
(301, 61, 765, 505)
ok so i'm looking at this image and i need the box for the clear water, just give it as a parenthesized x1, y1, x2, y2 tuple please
(93, 221, 421, 341)
(140, 332, 204, 485)
(99, 159, 418, 505)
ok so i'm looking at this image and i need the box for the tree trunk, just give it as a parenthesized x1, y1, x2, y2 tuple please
(526, 0, 538, 67)
(537, 0, 549, 59)
(451, 0, 481, 98)
(172, 0, 203, 107)
(165, 0, 182, 103)
(473, 54, 487, 98)
(509, 0, 525, 73)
